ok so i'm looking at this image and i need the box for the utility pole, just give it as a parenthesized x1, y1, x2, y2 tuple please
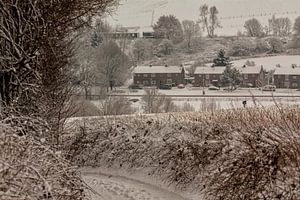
(151, 10, 155, 26)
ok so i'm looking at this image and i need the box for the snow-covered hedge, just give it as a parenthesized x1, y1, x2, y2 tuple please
(65, 106, 300, 199)
(0, 115, 87, 200)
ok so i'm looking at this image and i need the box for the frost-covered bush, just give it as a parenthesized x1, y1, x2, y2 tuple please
(228, 39, 256, 57)
(65, 106, 300, 199)
(0, 116, 87, 200)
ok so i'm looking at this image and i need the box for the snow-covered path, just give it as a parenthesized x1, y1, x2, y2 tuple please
(83, 170, 195, 200)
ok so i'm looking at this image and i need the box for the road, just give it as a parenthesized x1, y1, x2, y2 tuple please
(82, 170, 196, 200)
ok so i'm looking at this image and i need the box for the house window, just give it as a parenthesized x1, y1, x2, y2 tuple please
(151, 80, 156, 85)
(198, 74, 202, 77)
(143, 74, 148, 77)
(293, 76, 297, 80)
(285, 75, 289, 81)
(143, 80, 149, 85)
(151, 73, 156, 77)
(292, 82, 298, 88)
(136, 81, 140, 84)
(167, 73, 172, 78)
(166, 79, 172, 84)
(244, 74, 248, 79)
(205, 74, 210, 79)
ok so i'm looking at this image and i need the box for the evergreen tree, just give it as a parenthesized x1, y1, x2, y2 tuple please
(213, 49, 231, 66)
(221, 66, 241, 91)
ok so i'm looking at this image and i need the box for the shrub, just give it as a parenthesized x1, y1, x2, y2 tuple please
(228, 39, 256, 57)
(0, 116, 87, 200)
(66, 106, 300, 199)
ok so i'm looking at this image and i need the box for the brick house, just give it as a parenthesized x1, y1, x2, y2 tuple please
(193, 66, 226, 87)
(273, 66, 300, 89)
(239, 65, 265, 87)
(133, 65, 185, 87)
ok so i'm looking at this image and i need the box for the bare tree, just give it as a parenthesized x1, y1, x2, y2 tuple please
(95, 40, 131, 92)
(244, 18, 264, 37)
(99, 96, 135, 116)
(290, 16, 300, 48)
(142, 88, 178, 113)
(182, 20, 200, 49)
(0, 0, 119, 144)
(74, 31, 97, 99)
(133, 39, 153, 63)
(199, 4, 220, 37)
(208, 6, 221, 37)
(268, 15, 292, 36)
(158, 39, 174, 55)
(153, 15, 184, 43)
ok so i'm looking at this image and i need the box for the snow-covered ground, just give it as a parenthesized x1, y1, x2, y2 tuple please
(82, 168, 198, 200)
(117, 87, 300, 97)
(89, 88, 300, 113)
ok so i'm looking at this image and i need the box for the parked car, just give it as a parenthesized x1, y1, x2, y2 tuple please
(208, 85, 220, 90)
(128, 84, 143, 89)
(223, 86, 237, 91)
(262, 85, 276, 91)
(129, 98, 139, 103)
(246, 83, 254, 88)
(177, 84, 185, 89)
(159, 84, 172, 90)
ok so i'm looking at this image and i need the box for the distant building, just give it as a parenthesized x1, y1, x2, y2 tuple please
(239, 65, 265, 87)
(111, 26, 154, 39)
(274, 65, 300, 89)
(194, 64, 265, 88)
(133, 65, 185, 87)
(194, 66, 226, 87)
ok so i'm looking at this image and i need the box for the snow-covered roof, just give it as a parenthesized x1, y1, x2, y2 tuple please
(238, 66, 262, 74)
(133, 65, 183, 74)
(274, 67, 300, 75)
(194, 66, 226, 74)
(232, 55, 300, 71)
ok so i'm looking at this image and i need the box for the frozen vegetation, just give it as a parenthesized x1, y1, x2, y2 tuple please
(65, 105, 300, 199)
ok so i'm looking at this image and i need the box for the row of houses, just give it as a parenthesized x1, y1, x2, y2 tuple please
(193, 65, 265, 88)
(133, 58, 300, 89)
(133, 65, 185, 87)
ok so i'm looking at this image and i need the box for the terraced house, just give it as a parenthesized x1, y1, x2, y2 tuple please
(273, 65, 300, 89)
(194, 64, 265, 88)
(239, 65, 265, 88)
(133, 65, 185, 87)
(193, 66, 226, 87)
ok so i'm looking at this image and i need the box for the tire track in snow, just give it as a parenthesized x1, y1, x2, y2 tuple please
(83, 171, 193, 200)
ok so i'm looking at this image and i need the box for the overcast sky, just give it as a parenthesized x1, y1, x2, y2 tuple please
(106, 0, 300, 35)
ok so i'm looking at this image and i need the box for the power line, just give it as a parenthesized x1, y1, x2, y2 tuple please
(220, 10, 300, 20)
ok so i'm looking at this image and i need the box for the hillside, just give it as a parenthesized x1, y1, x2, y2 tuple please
(138, 36, 299, 68)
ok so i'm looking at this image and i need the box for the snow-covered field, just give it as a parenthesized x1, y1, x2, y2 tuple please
(118, 87, 300, 97)
(91, 88, 300, 113)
